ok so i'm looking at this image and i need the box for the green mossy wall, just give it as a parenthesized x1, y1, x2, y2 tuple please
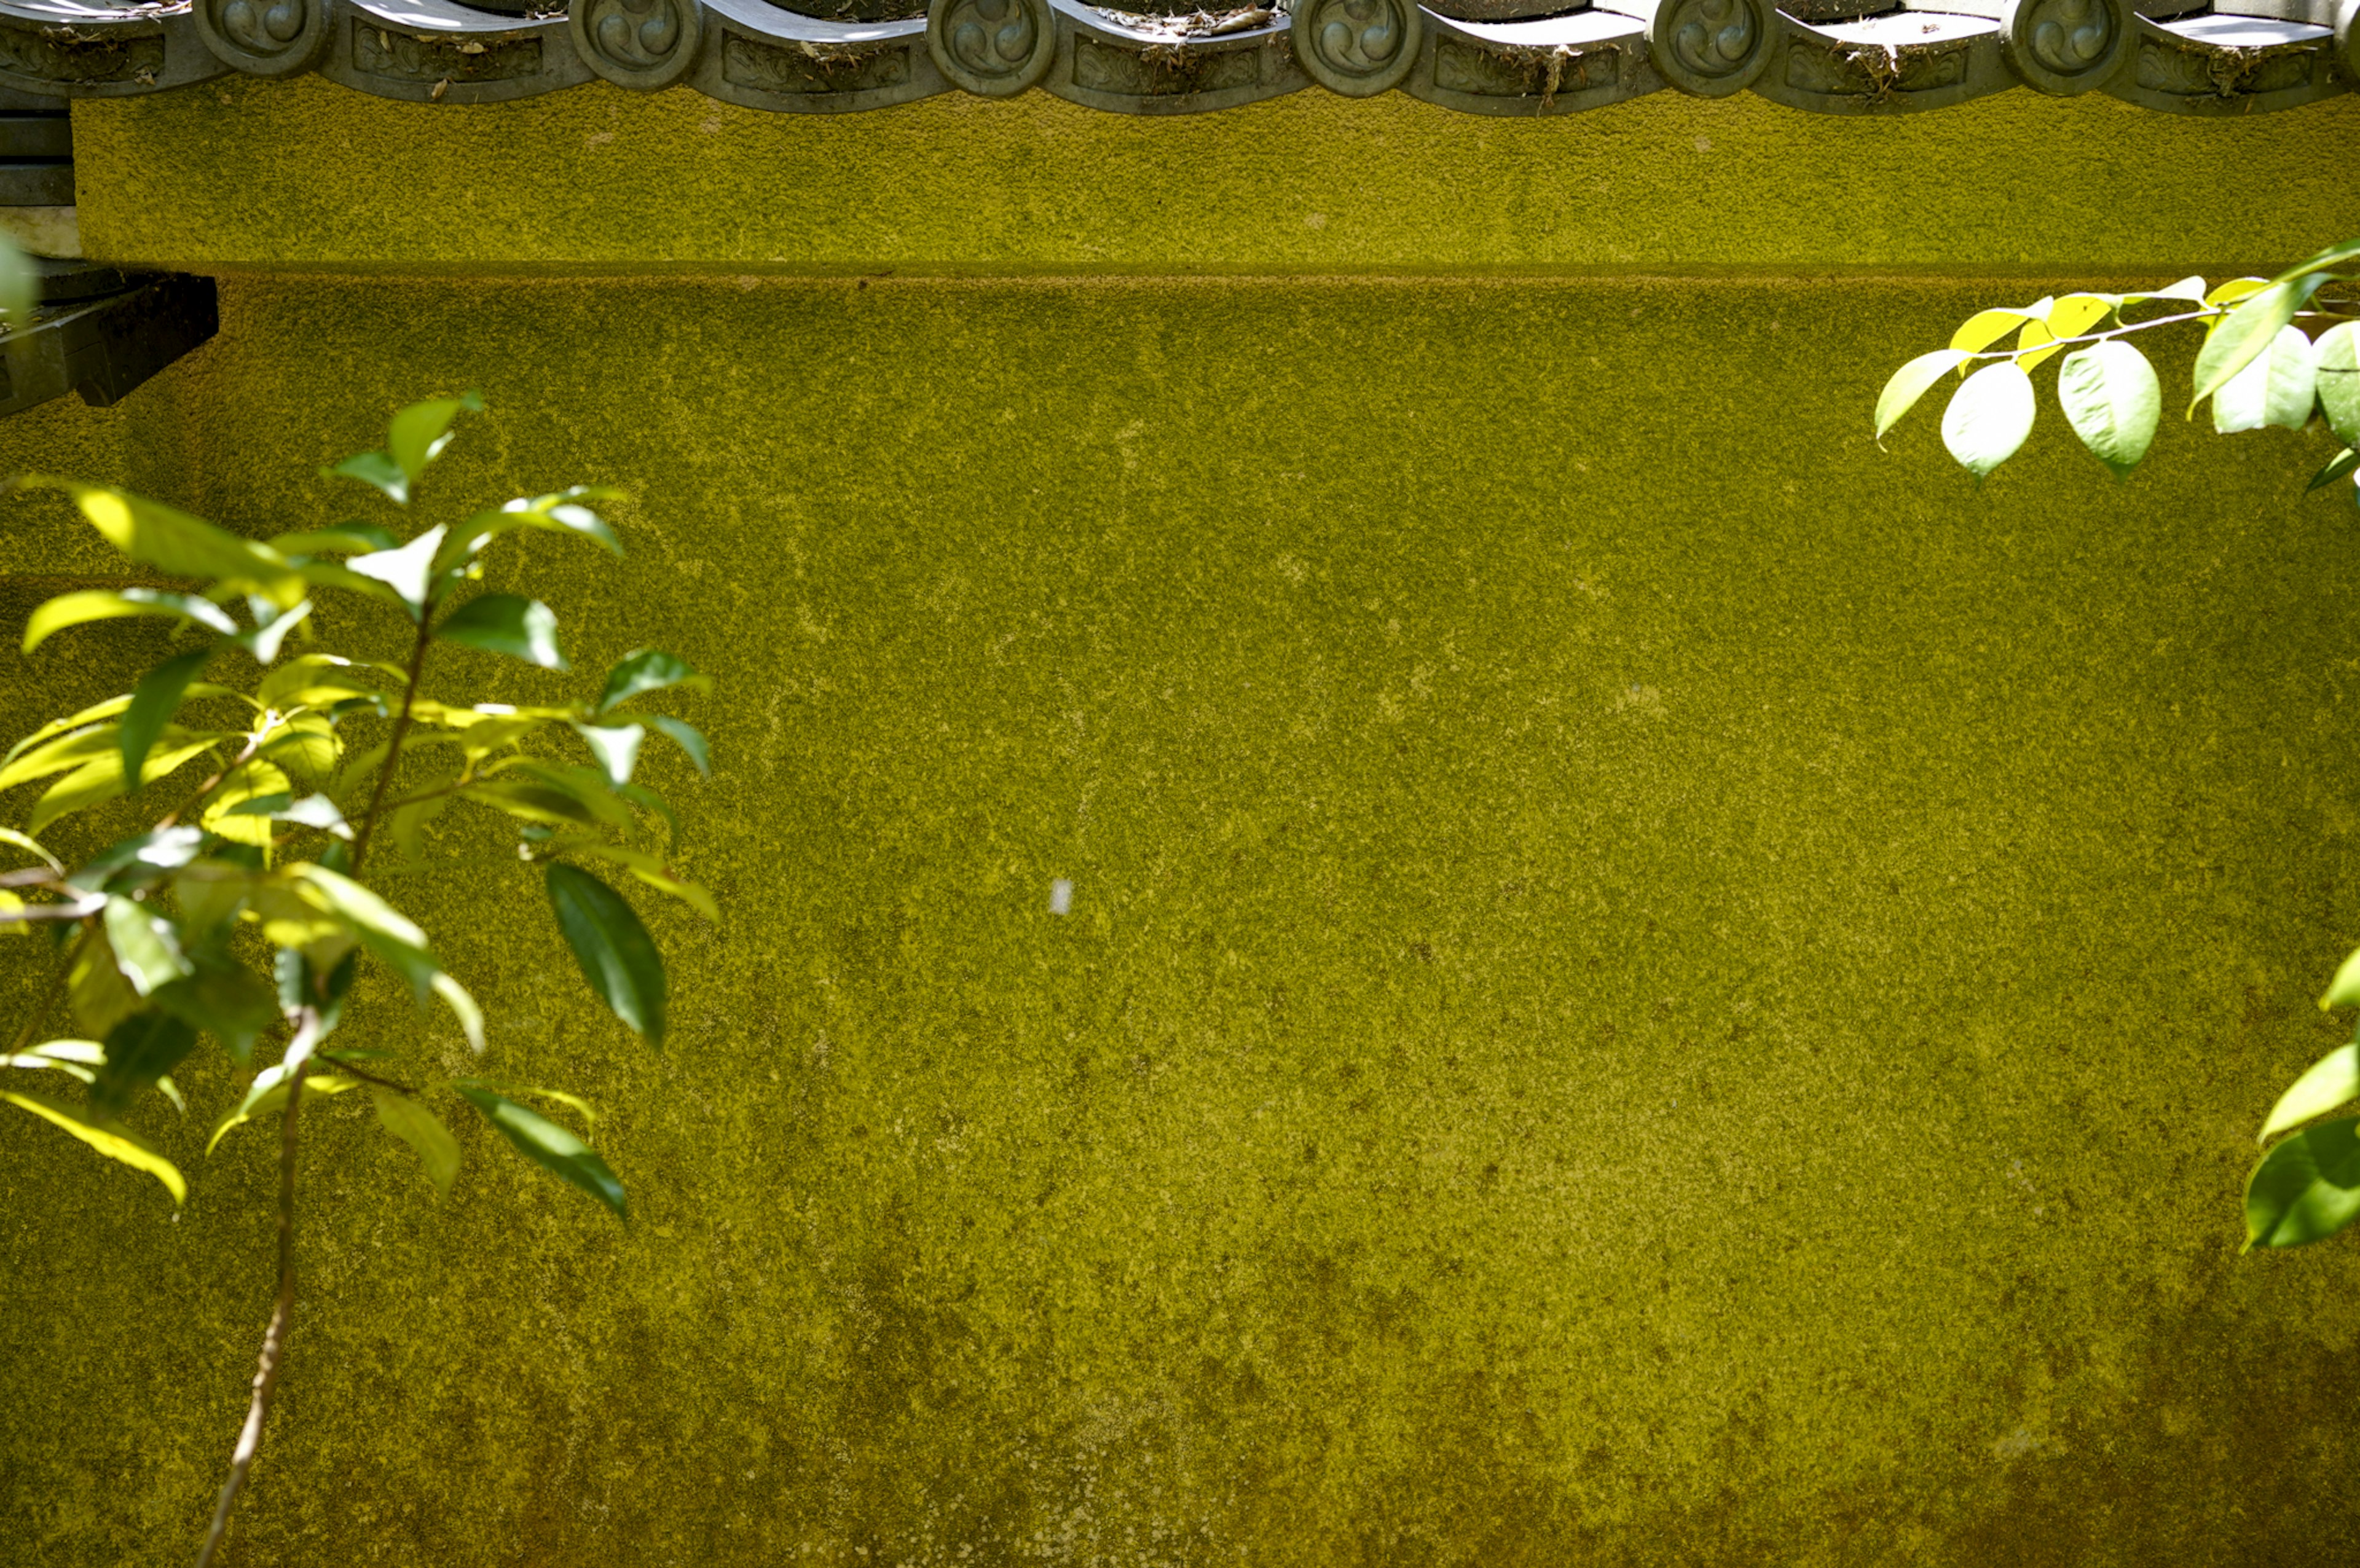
(5, 84, 2360, 1567)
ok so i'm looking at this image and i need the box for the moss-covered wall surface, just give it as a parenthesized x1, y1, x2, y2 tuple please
(5, 87, 2360, 1568)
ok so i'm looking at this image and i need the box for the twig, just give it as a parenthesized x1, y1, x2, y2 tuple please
(192, 1011, 317, 1568)
(348, 617, 435, 876)
(313, 1053, 420, 1096)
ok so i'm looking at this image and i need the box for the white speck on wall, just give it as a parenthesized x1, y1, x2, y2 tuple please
(1049, 879, 1073, 916)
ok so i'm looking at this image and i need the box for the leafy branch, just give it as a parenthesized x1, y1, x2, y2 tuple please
(0, 396, 718, 1563)
(1875, 237, 2360, 484)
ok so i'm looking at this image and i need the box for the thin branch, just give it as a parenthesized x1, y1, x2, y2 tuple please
(348, 617, 435, 876)
(192, 1013, 317, 1568)
(313, 1053, 420, 1096)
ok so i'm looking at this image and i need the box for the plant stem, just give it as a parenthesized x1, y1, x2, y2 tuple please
(192, 1025, 314, 1568)
(348, 616, 435, 875)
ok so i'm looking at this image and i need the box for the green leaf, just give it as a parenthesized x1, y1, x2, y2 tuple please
(29, 737, 219, 836)
(267, 523, 399, 557)
(449, 1075, 599, 1126)
(2262, 1042, 2360, 1141)
(646, 716, 710, 777)
(69, 931, 138, 1039)
(386, 392, 484, 487)
(454, 1086, 624, 1219)
(0, 723, 124, 792)
(4, 1089, 184, 1202)
(442, 487, 624, 571)
(153, 954, 278, 1065)
(2313, 322, 2360, 447)
(1940, 363, 2036, 479)
(2055, 340, 2161, 480)
(1874, 348, 1968, 439)
(22, 587, 238, 653)
(464, 780, 604, 829)
(91, 1009, 197, 1115)
(71, 826, 206, 893)
(372, 1086, 460, 1197)
(435, 594, 567, 670)
(2212, 324, 2318, 434)
(2308, 449, 2359, 494)
(573, 722, 643, 786)
(200, 758, 293, 850)
(14, 481, 305, 607)
(326, 449, 409, 504)
(0, 826, 60, 874)
(2270, 236, 2360, 284)
(553, 839, 718, 921)
(545, 863, 666, 1046)
(2192, 277, 2326, 412)
(1948, 307, 2041, 355)
(103, 896, 189, 996)
(346, 526, 449, 619)
(2246, 1118, 2360, 1250)
(206, 1062, 361, 1155)
(597, 649, 709, 714)
(120, 646, 218, 785)
(2318, 946, 2360, 1010)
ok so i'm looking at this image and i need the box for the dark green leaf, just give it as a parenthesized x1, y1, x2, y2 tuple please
(120, 646, 218, 785)
(372, 1087, 459, 1197)
(153, 954, 278, 1065)
(545, 863, 666, 1046)
(618, 781, 677, 848)
(2246, 1118, 2360, 1249)
(386, 392, 483, 486)
(597, 649, 709, 714)
(2308, 449, 2359, 494)
(435, 594, 567, 670)
(454, 1086, 625, 1219)
(91, 1010, 197, 1115)
(68, 826, 204, 893)
(647, 716, 710, 777)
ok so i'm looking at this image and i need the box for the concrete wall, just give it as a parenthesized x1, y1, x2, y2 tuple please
(4, 84, 2360, 1566)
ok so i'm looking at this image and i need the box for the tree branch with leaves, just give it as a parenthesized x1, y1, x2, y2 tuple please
(0, 397, 715, 1566)
(1873, 238, 2360, 1254)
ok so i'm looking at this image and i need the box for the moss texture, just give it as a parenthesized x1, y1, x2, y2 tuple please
(2, 273, 2359, 1563)
(67, 82, 2360, 274)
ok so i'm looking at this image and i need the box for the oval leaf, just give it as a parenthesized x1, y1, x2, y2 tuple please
(14, 481, 304, 607)
(2314, 321, 2360, 447)
(454, 1086, 624, 1219)
(1941, 363, 2036, 479)
(435, 594, 567, 670)
(372, 1086, 460, 1197)
(1874, 348, 1967, 439)
(387, 393, 483, 487)
(23, 587, 237, 653)
(597, 649, 709, 715)
(121, 647, 219, 784)
(2056, 340, 2160, 479)
(2193, 277, 2324, 411)
(2212, 324, 2318, 434)
(2318, 945, 2360, 1010)
(2246, 1118, 2360, 1250)
(545, 863, 666, 1046)
(2262, 1043, 2360, 1141)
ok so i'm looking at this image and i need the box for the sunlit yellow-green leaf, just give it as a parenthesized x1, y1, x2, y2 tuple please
(4, 1089, 185, 1202)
